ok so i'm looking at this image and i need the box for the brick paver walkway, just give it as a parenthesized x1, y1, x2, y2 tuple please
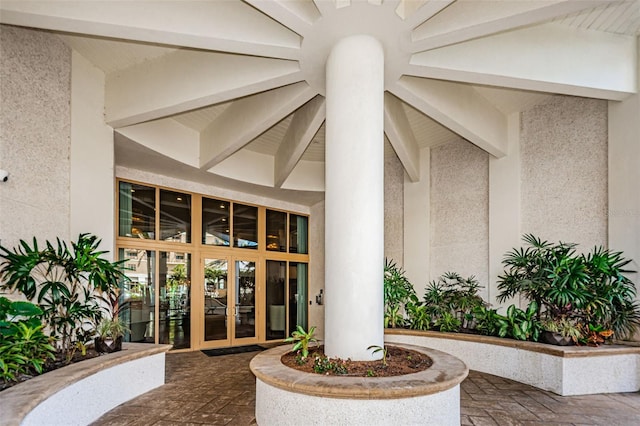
(92, 350, 640, 426)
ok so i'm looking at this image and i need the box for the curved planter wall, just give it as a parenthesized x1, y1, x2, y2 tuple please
(0, 343, 171, 426)
(250, 343, 468, 426)
(386, 329, 640, 396)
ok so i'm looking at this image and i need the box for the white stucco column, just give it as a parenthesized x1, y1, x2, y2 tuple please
(324, 35, 384, 360)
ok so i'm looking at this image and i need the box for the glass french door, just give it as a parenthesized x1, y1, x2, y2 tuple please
(202, 256, 258, 347)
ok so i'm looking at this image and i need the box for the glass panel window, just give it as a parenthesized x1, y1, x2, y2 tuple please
(266, 210, 287, 252)
(235, 260, 256, 339)
(266, 261, 286, 340)
(233, 203, 258, 249)
(119, 182, 155, 239)
(288, 262, 308, 334)
(119, 248, 155, 343)
(289, 215, 308, 254)
(160, 190, 191, 243)
(204, 258, 228, 342)
(202, 198, 230, 246)
(159, 252, 191, 349)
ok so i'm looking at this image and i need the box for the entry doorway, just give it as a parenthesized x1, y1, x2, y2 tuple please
(200, 256, 259, 348)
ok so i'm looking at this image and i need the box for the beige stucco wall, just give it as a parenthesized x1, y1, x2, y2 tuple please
(384, 141, 404, 264)
(430, 138, 490, 296)
(520, 96, 608, 249)
(0, 26, 72, 251)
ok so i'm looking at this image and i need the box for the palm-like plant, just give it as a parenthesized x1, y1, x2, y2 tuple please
(284, 325, 318, 359)
(0, 234, 126, 361)
(383, 259, 415, 328)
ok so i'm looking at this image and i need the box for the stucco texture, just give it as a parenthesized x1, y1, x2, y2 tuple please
(430, 138, 489, 293)
(0, 26, 71, 249)
(520, 96, 608, 249)
(384, 140, 404, 264)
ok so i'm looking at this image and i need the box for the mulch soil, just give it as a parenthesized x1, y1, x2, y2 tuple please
(281, 345, 432, 377)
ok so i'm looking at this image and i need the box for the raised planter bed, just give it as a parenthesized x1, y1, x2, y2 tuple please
(250, 343, 468, 426)
(385, 329, 640, 396)
(0, 343, 171, 426)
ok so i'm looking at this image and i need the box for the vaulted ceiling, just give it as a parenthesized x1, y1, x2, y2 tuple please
(1, 0, 638, 203)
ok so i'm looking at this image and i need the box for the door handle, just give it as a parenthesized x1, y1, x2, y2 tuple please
(234, 305, 239, 317)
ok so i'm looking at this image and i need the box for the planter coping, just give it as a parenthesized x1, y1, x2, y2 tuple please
(0, 343, 172, 426)
(250, 342, 468, 400)
(385, 329, 640, 358)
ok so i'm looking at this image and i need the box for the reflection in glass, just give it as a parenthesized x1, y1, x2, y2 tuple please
(233, 204, 258, 249)
(235, 260, 256, 339)
(204, 258, 228, 341)
(160, 189, 191, 243)
(119, 248, 155, 343)
(202, 198, 230, 246)
(266, 261, 286, 340)
(119, 182, 155, 239)
(159, 252, 191, 349)
(288, 262, 308, 334)
(266, 210, 287, 252)
(289, 215, 308, 254)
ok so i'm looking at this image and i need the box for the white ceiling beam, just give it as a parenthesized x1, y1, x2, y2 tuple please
(390, 76, 508, 158)
(384, 93, 420, 182)
(116, 120, 199, 168)
(408, 23, 637, 101)
(106, 50, 302, 128)
(200, 82, 316, 170)
(244, 0, 320, 35)
(410, 0, 615, 52)
(402, 0, 455, 29)
(0, 0, 300, 59)
(275, 96, 326, 188)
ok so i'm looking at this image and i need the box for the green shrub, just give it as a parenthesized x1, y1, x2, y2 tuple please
(0, 234, 126, 361)
(0, 297, 55, 382)
(497, 234, 640, 340)
(383, 259, 415, 328)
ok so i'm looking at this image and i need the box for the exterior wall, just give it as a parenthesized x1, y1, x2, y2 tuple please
(70, 51, 115, 256)
(384, 141, 404, 264)
(520, 96, 608, 249)
(430, 138, 490, 297)
(0, 26, 71, 250)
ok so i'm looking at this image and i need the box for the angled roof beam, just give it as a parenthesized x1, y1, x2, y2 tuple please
(106, 51, 302, 128)
(116, 119, 199, 168)
(384, 93, 420, 182)
(274, 95, 326, 188)
(401, 0, 455, 29)
(410, 0, 615, 52)
(408, 22, 637, 101)
(245, 0, 320, 35)
(0, 0, 300, 59)
(200, 82, 316, 170)
(390, 76, 507, 158)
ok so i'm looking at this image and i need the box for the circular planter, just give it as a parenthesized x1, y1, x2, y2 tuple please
(250, 343, 468, 426)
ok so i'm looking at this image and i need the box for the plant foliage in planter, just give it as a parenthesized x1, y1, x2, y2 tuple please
(0, 233, 126, 362)
(383, 259, 415, 328)
(497, 234, 640, 341)
(0, 297, 56, 384)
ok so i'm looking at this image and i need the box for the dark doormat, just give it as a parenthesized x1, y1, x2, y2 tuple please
(201, 344, 265, 357)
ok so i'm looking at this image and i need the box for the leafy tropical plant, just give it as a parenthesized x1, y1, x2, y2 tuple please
(383, 259, 415, 328)
(95, 317, 129, 339)
(405, 295, 431, 330)
(541, 317, 582, 341)
(497, 234, 640, 339)
(367, 344, 388, 367)
(498, 302, 542, 341)
(284, 325, 318, 359)
(420, 272, 485, 330)
(0, 297, 55, 383)
(472, 305, 505, 337)
(0, 233, 126, 361)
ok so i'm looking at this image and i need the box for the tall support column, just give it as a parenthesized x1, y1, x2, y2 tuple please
(324, 35, 384, 360)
